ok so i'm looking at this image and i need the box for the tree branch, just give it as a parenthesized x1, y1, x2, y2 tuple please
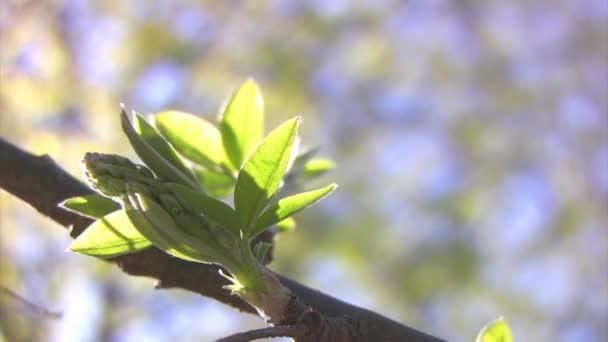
(0, 286, 63, 319)
(0, 137, 445, 342)
(216, 324, 308, 342)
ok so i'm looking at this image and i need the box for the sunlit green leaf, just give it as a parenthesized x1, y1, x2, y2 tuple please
(220, 79, 264, 170)
(133, 112, 193, 178)
(69, 210, 151, 257)
(287, 147, 320, 176)
(284, 148, 334, 183)
(121, 110, 199, 189)
(276, 217, 296, 232)
(234, 117, 300, 235)
(126, 192, 213, 263)
(476, 318, 513, 342)
(302, 158, 335, 180)
(60, 194, 120, 219)
(194, 168, 235, 198)
(155, 111, 229, 169)
(168, 183, 240, 235)
(251, 183, 336, 237)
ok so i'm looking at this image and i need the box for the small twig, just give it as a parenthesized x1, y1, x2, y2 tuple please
(0, 286, 63, 319)
(216, 324, 308, 342)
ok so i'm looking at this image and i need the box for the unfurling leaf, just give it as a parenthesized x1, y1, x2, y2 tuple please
(61, 194, 120, 219)
(194, 168, 235, 198)
(69, 210, 151, 257)
(251, 183, 336, 238)
(155, 111, 229, 170)
(234, 117, 300, 236)
(220, 79, 264, 170)
(126, 192, 213, 263)
(168, 183, 240, 235)
(133, 112, 193, 178)
(121, 110, 198, 189)
(476, 317, 513, 342)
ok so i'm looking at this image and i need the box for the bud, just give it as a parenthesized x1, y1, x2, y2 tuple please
(82, 152, 166, 197)
(82, 152, 220, 244)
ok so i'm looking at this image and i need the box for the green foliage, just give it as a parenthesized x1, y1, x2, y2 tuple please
(125, 192, 217, 263)
(251, 183, 337, 238)
(155, 110, 229, 170)
(276, 217, 296, 232)
(168, 183, 240, 235)
(132, 113, 193, 180)
(285, 147, 334, 183)
(220, 79, 265, 170)
(476, 318, 513, 342)
(194, 168, 234, 197)
(61, 194, 120, 219)
(68, 79, 336, 309)
(234, 117, 300, 236)
(69, 210, 151, 257)
(302, 158, 335, 180)
(121, 110, 199, 189)
(4, 4, 603, 339)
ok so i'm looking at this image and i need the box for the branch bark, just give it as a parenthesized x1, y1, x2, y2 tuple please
(0, 137, 445, 342)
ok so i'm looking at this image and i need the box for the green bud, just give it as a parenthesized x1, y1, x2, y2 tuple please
(83, 152, 167, 197)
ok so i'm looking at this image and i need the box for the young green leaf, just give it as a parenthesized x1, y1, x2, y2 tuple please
(121, 110, 199, 189)
(476, 317, 513, 342)
(287, 147, 320, 175)
(251, 183, 336, 238)
(302, 158, 335, 180)
(133, 113, 193, 179)
(126, 192, 214, 263)
(284, 148, 334, 183)
(123, 207, 203, 263)
(220, 79, 264, 170)
(234, 117, 300, 235)
(61, 194, 121, 219)
(275, 217, 296, 232)
(69, 210, 151, 258)
(168, 183, 240, 235)
(194, 168, 235, 198)
(155, 111, 229, 169)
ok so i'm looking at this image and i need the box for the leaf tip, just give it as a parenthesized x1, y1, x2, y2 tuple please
(244, 77, 264, 111)
(67, 244, 81, 253)
(476, 316, 513, 342)
(287, 116, 302, 136)
(242, 77, 261, 92)
(120, 107, 130, 124)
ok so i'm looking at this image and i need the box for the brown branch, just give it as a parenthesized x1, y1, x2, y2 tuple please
(0, 286, 63, 319)
(216, 324, 308, 342)
(0, 137, 445, 342)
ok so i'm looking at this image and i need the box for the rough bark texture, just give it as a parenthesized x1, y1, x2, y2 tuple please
(0, 137, 445, 342)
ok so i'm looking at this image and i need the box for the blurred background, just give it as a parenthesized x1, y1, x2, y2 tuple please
(0, 1, 606, 341)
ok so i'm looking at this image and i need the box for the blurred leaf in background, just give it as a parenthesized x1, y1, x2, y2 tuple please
(0, 1, 606, 341)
